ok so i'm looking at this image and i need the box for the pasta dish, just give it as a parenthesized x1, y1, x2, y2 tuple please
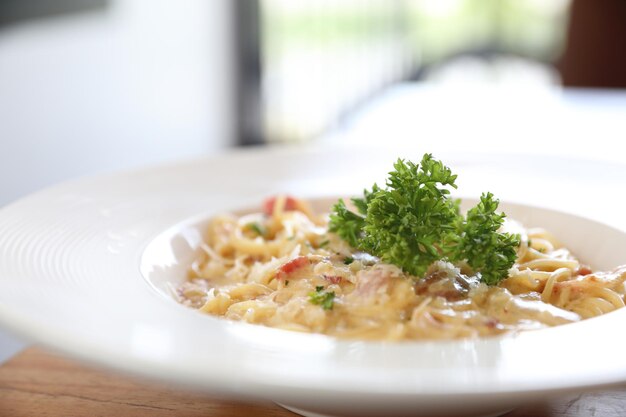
(178, 195, 626, 340)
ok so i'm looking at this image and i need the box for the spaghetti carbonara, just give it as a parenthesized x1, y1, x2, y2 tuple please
(178, 196, 626, 340)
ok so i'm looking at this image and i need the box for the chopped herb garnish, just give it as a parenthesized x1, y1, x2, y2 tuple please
(246, 222, 266, 237)
(284, 280, 290, 287)
(329, 154, 520, 285)
(309, 286, 335, 310)
(319, 239, 330, 248)
(343, 257, 354, 265)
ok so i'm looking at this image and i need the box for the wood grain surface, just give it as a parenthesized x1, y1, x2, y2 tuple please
(0, 347, 625, 417)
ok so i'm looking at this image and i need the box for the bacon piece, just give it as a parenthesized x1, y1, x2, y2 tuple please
(276, 256, 309, 280)
(414, 270, 473, 301)
(576, 265, 593, 276)
(263, 196, 298, 216)
(485, 318, 500, 329)
(323, 275, 342, 285)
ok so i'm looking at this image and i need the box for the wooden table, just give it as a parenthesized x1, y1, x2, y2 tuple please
(1, 348, 625, 417)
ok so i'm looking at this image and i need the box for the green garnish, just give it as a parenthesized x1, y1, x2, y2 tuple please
(343, 256, 354, 265)
(329, 154, 520, 285)
(246, 222, 266, 237)
(309, 286, 335, 310)
(329, 200, 365, 248)
(451, 192, 521, 285)
(319, 239, 330, 248)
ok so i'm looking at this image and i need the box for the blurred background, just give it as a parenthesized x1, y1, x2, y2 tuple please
(0, 0, 625, 354)
(1, 0, 625, 205)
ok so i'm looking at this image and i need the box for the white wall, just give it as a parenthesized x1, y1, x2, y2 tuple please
(0, 0, 235, 358)
(0, 0, 235, 206)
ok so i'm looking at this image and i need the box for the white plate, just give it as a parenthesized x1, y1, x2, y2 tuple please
(1, 147, 626, 417)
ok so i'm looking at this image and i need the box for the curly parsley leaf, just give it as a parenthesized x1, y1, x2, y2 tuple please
(361, 156, 460, 276)
(330, 184, 382, 246)
(329, 154, 520, 285)
(328, 199, 366, 248)
(453, 192, 521, 285)
(308, 286, 336, 310)
(351, 184, 380, 215)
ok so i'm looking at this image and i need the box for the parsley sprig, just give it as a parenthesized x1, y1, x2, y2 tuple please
(308, 286, 335, 310)
(451, 192, 521, 285)
(329, 154, 520, 285)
